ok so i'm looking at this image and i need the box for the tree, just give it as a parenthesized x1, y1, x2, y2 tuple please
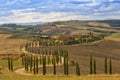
(63, 51, 69, 75)
(36, 56, 39, 74)
(93, 58, 96, 74)
(109, 58, 112, 75)
(25, 56, 28, 71)
(90, 55, 93, 74)
(30, 55, 33, 72)
(76, 61, 80, 76)
(53, 56, 56, 75)
(39, 55, 42, 65)
(105, 56, 108, 74)
(47, 55, 50, 65)
(42, 56, 46, 75)
(66, 52, 69, 75)
(8, 56, 13, 71)
(33, 56, 36, 74)
(8, 56, 11, 70)
(10, 57, 13, 71)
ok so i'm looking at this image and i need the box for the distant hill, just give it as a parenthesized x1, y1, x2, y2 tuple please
(95, 20, 120, 27)
(0, 20, 120, 35)
(17, 22, 44, 26)
(0, 23, 32, 33)
(28, 20, 120, 36)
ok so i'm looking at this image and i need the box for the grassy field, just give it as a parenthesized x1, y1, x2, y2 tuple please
(0, 72, 120, 80)
(0, 60, 21, 68)
(109, 33, 120, 38)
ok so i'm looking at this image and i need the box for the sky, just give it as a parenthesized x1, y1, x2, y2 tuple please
(0, 0, 120, 24)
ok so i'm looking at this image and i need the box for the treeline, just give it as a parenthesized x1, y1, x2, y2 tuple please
(8, 54, 113, 76)
(24, 33, 105, 47)
(20, 50, 70, 75)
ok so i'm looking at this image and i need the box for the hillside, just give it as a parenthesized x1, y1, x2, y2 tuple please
(0, 20, 120, 36)
(31, 20, 120, 36)
(0, 24, 32, 33)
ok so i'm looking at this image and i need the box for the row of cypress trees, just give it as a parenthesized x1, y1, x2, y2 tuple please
(90, 55, 96, 74)
(7, 54, 112, 75)
(25, 48, 64, 65)
(90, 55, 112, 74)
(21, 54, 58, 75)
(104, 57, 112, 74)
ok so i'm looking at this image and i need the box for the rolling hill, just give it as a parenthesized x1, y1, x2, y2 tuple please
(0, 20, 120, 38)
(30, 20, 120, 36)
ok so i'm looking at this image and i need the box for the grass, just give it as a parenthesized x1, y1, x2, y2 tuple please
(0, 60, 22, 68)
(0, 71, 120, 80)
(16, 28, 26, 31)
(109, 33, 120, 38)
(8, 33, 32, 39)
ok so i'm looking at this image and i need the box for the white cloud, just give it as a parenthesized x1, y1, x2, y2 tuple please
(0, 10, 90, 24)
(0, 9, 120, 24)
(0, 0, 120, 24)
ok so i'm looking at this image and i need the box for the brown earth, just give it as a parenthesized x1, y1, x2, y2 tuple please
(64, 38, 120, 75)
(0, 34, 27, 59)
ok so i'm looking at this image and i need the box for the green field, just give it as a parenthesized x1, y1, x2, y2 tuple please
(0, 60, 22, 69)
(109, 33, 120, 38)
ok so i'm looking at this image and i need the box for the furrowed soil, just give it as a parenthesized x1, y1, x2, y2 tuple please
(34, 38, 120, 75)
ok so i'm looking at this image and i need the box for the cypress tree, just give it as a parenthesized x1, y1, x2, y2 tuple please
(30, 55, 33, 72)
(53, 56, 56, 75)
(48, 55, 50, 65)
(8, 56, 10, 70)
(22, 56, 24, 66)
(26, 56, 28, 71)
(59, 52, 62, 64)
(36, 56, 39, 74)
(24, 55, 26, 70)
(24, 55, 27, 71)
(42, 56, 46, 75)
(10, 57, 13, 71)
(90, 55, 93, 74)
(63, 53, 66, 75)
(66, 52, 69, 75)
(63, 51, 69, 75)
(24, 55, 29, 71)
(93, 58, 96, 74)
(39, 55, 42, 65)
(109, 58, 112, 75)
(76, 61, 80, 76)
(33, 56, 36, 74)
(105, 56, 108, 74)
